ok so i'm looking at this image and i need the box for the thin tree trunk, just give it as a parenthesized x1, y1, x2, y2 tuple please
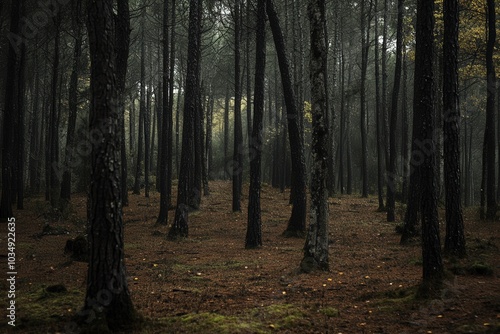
(233, 0, 243, 212)
(246, 0, 266, 249)
(484, 0, 497, 220)
(158, 0, 171, 225)
(386, 0, 404, 222)
(61, 0, 83, 203)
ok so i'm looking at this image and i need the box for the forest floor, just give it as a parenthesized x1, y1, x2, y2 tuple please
(1, 180, 500, 334)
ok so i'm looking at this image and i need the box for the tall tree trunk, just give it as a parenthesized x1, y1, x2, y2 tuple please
(233, 0, 244, 212)
(83, 0, 137, 329)
(191, 1, 203, 209)
(61, 0, 83, 203)
(167, 0, 176, 201)
(133, 13, 147, 195)
(443, 0, 466, 258)
(0, 1, 21, 219)
(359, 0, 371, 198)
(374, 0, 385, 211)
(302, 0, 329, 272)
(224, 87, 230, 180)
(158, 0, 171, 225)
(245, 0, 266, 249)
(168, 0, 201, 239)
(49, 14, 61, 208)
(415, 0, 443, 285)
(246, 0, 253, 157)
(401, 52, 410, 203)
(29, 41, 41, 194)
(266, 0, 308, 236)
(484, 0, 497, 220)
(15, 24, 26, 210)
(386, 0, 404, 222)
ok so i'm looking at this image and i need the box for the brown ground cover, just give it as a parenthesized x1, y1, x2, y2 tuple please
(1, 180, 499, 333)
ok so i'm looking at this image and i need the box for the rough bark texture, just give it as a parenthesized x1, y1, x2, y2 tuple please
(266, 0, 307, 236)
(415, 0, 443, 283)
(443, 0, 466, 258)
(169, 0, 201, 239)
(301, 0, 329, 272)
(245, 0, 266, 249)
(83, 0, 136, 330)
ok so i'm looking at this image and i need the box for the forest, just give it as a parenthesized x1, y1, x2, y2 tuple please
(0, 0, 499, 333)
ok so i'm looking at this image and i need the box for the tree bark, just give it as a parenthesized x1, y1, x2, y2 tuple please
(266, 0, 308, 236)
(302, 0, 329, 272)
(82, 0, 136, 329)
(415, 0, 443, 284)
(168, 0, 202, 239)
(386, 0, 404, 222)
(0, 13, 20, 224)
(246, 0, 266, 249)
(233, 0, 244, 212)
(484, 0, 497, 220)
(443, 0, 466, 258)
(61, 0, 84, 204)
(158, 0, 171, 225)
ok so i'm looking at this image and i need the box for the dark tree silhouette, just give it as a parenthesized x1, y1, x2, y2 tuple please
(158, 0, 172, 225)
(233, 0, 243, 212)
(116, 0, 131, 207)
(301, 0, 329, 272)
(61, 0, 83, 204)
(0, 0, 20, 219)
(483, 0, 497, 220)
(415, 0, 443, 284)
(82, 0, 136, 329)
(443, 0, 466, 258)
(245, 0, 266, 249)
(169, 0, 202, 239)
(386, 0, 404, 222)
(266, 0, 307, 236)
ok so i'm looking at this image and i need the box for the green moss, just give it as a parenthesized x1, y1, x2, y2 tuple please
(467, 262, 494, 276)
(141, 303, 311, 333)
(319, 307, 339, 317)
(16, 285, 84, 329)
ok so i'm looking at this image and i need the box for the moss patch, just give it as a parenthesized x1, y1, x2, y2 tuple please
(15, 285, 83, 329)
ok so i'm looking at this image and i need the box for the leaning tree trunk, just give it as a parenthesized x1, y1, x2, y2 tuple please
(82, 0, 137, 330)
(302, 0, 329, 272)
(267, 0, 308, 236)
